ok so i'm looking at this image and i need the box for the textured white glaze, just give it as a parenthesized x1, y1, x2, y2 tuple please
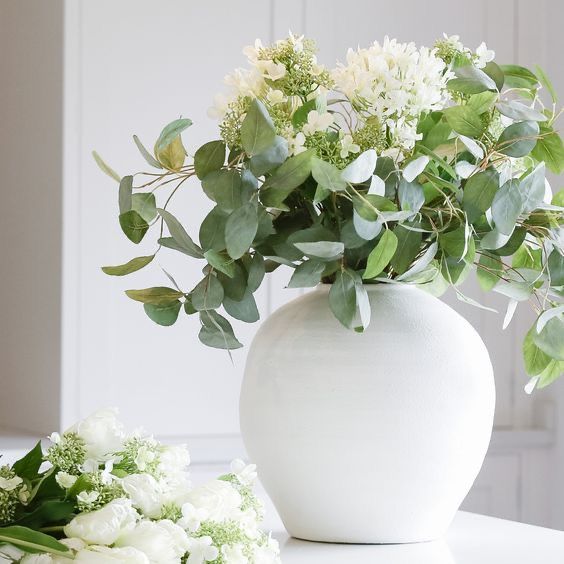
(240, 284, 495, 543)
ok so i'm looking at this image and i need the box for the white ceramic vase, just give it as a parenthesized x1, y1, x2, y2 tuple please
(240, 284, 495, 544)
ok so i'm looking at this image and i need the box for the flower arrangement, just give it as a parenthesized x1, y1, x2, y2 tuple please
(0, 409, 279, 563)
(96, 33, 564, 390)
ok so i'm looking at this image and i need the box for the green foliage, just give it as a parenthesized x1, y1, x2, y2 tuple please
(95, 34, 564, 386)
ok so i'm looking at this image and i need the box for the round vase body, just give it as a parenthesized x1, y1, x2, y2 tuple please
(240, 284, 495, 543)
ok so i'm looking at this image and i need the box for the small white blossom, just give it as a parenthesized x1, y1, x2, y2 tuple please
(186, 536, 219, 564)
(178, 502, 208, 532)
(302, 110, 334, 135)
(266, 89, 285, 105)
(442, 33, 464, 51)
(230, 459, 258, 486)
(287, 132, 306, 155)
(339, 134, 360, 159)
(0, 475, 23, 492)
(55, 471, 77, 489)
(256, 60, 286, 81)
(77, 491, 100, 506)
(475, 42, 495, 69)
(48, 432, 61, 444)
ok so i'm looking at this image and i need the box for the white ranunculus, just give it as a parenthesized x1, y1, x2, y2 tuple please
(64, 498, 138, 545)
(184, 480, 242, 523)
(121, 474, 164, 519)
(20, 555, 54, 564)
(116, 520, 189, 564)
(178, 502, 208, 532)
(158, 445, 190, 475)
(74, 545, 149, 563)
(66, 408, 125, 461)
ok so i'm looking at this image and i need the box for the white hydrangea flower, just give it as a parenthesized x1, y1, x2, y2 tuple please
(77, 490, 100, 506)
(339, 134, 361, 159)
(221, 543, 248, 564)
(158, 444, 190, 476)
(184, 480, 242, 523)
(116, 520, 189, 564)
(475, 42, 495, 69)
(332, 37, 451, 152)
(302, 110, 334, 135)
(65, 498, 138, 546)
(230, 459, 258, 486)
(242, 39, 264, 64)
(55, 471, 78, 489)
(186, 536, 219, 564)
(251, 536, 281, 564)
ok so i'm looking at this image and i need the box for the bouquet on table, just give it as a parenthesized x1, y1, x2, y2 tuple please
(0, 409, 280, 563)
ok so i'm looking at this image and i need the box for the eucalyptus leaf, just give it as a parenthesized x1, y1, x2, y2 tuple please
(531, 123, 564, 174)
(132, 193, 157, 222)
(246, 253, 265, 292)
(533, 316, 564, 361)
(144, 301, 182, 326)
(443, 106, 484, 137)
(250, 136, 289, 176)
(92, 151, 120, 182)
(467, 91, 498, 115)
(497, 120, 539, 157)
(125, 287, 184, 305)
(199, 206, 228, 252)
(204, 249, 236, 278)
(447, 64, 497, 94)
(329, 270, 357, 329)
(225, 203, 259, 260)
(462, 168, 499, 221)
(102, 255, 155, 276)
(158, 208, 203, 258)
(548, 250, 564, 286)
(477, 253, 503, 291)
(520, 163, 546, 213)
(398, 179, 425, 214)
(119, 210, 149, 244)
(155, 118, 192, 153)
(133, 135, 163, 169)
(194, 140, 226, 179)
(391, 224, 422, 275)
(312, 157, 347, 192)
(223, 289, 259, 323)
(202, 170, 244, 211)
(396, 242, 438, 282)
(402, 156, 429, 182)
(198, 310, 242, 350)
(496, 101, 547, 122)
(288, 260, 325, 288)
(118, 175, 133, 214)
(294, 241, 345, 260)
(353, 210, 382, 241)
(491, 179, 523, 235)
(192, 275, 224, 311)
(241, 99, 276, 156)
(363, 229, 398, 279)
(341, 149, 377, 184)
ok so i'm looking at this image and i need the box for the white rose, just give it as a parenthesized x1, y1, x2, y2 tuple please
(116, 520, 189, 564)
(64, 498, 138, 545)
(74, 546, 149, 563)
(184, 480, 242, 523)
(20, 555, 54, 564)
(66, 408, 125, 461)
(221, 543, 248, 564)
(121, 474, 164, 519)
(157, 445, 190, 475)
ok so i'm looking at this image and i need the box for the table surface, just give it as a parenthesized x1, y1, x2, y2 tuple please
(272, 511, 564, 563)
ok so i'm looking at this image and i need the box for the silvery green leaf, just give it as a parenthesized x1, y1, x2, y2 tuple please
(133, 135, 163, 169)
(493, 281, 533, 301)
(155, 118, 192, 152)
(353, 210, 382, 240)
(533, 316, 564, 360)
(341, 149, 377, 184)
(497, 120, 540, 158)
(368, 174, 386, 196)
(287, 260, 325, 288)
(537, 306, 564, 334)
(311, 157, 347, 192)
(294, 241, 345, 260)
(329, 270, 357, 329)
(480, 228, 511, 250)
(354, 282, 371, 331)
(454, 289, 498, 313)
(377, 210, 415, 222)
(397, 242, 438, 281)
(263, 255, 297, 267)
(448, 65, 497, 93)
(496, 101, 547, 122)
(92, 150, 120, 182)
(398, 179, 425, 214)
(491, 179, 523, 235)
(458, 135, 484, 159)
(520, 163, 546, 213)
(240, 99, 276, 156)
(455, 161, 479, 179)
(158, 208, 203, 258)
(402, 156, 429, 182)
(118, 175, 133, 214)
(503, 299, 518, 330)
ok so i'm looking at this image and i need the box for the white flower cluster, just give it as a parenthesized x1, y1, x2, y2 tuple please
(4, 409, 279, 564)
(332, 37, 452, 154)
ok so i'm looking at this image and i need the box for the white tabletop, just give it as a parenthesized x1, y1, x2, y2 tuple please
(273, 511, 564, 563)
